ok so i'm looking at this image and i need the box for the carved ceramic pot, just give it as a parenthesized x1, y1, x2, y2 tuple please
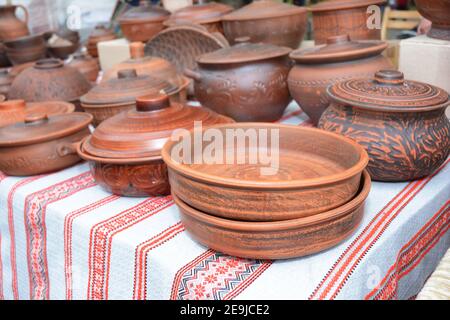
(288, 34, 393, 125)
(319, 70, 450, 182)
(0, 5, 29, 41)
(185, 40, 292, 122)
(415, 0, 450, 41)
(309, 0, 386, 44)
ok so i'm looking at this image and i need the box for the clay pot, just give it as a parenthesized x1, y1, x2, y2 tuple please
(0, 68, 13, 96)
(101, 42, 189, 91)
(0, 99, 75, 128)
(119, 5, 170, 42)
(81, 69, 187, 126)
(319, 70, 450, 182)
(8, 59, 92, 110)
(8, 61, 34, 78)
(310, 0, 386, 44)
(288, 34, 393, 125)
(162, 123, 368, 222)
(77, 94, 233, 197)
(0, 112, 92, 176)
(3, 34, 47, 65)
(173, 170, 371, 260)
(48, 43, 79, 60)
(0, 5, 30, 41)
(164, 2, 233, 34)
(185, 40, 292, 122)
(86, 25, 116, 58)
(415, 0, 450, 41)
(222, 0, 307, 49)
(67, 53, 99, 82)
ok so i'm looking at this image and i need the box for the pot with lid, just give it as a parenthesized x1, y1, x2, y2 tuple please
(288, 34, 393, 125)
(185, 38, 292, 122)
(0, 112, 92, 176)
(86, 25, 116, 58)
(319, 70, 450, 182)
(77, 94, 233, 197)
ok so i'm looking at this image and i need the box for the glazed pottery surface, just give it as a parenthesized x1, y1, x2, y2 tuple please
(8, 59, 92, 106)
(222, 0, 307, 49)
(119, 5, 170, 42)
(288, 34, 393, 125)
(173, 170, 371, 260)
(319, 70, 450, 182)
(67, 53, 99, 82)
(186, 41, 292, 122)
(415, 0, 450, 41)
(162, 123, 368, 221)
(310, 0, 386, 44)
(0, 5, 30, 41)
(78, 95, 233, 197)
(0, 112, 92, 176)
(87, 25, 116, 58)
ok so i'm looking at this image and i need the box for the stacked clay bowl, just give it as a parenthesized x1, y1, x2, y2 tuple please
(3, 34, 47, 65)
(162, 123, 371, 259)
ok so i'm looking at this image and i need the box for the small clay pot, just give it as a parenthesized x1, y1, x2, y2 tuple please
(67, 53, 99, 82)
(319, 70, 450, 182)
(0, 5, 30, 41)
(86, 25, 116, 58)
(288, 34, 393, 125)
(415, 0, 450, 41)
(309, 0, 386, 44)
(173, 170, 371, 260)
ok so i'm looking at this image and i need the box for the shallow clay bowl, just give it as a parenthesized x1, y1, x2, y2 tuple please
(173, 170, 371, 260)
(48, 42, 79, 60)
(162, 123, 368, 221)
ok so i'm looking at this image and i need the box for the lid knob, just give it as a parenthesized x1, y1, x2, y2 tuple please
(374, 70, 405, 85)
(24, 113, 48, 124)
(326, 34, 351, 45)
(34, 58, 64, 70)
(130, 42, 145, 59)
(136, 94, 170, 112)
(118, 69, 138, 79)
(0, 99, 26, 111)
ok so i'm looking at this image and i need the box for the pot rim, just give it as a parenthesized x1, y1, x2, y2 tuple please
(174, 170, 371, 232)
(309, 0, 386, 13)
(222, 3, 307, 22)
(162, 123, 369, 190)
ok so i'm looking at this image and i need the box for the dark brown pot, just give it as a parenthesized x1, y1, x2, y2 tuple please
(319, 70, 450, 182)
(0, 5, 30, 41)
(415, 0, 450, 41)
(0, 44, 11, 68)
(185, 40, 292, 122)
(67, 53, 99, 83)
(0, 112, 92, 176)
(222, 0, 307, 49)
(288, 34, 393, 125)
(310, 0, 386, 44)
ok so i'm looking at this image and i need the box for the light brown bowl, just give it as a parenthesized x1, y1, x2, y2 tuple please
(162, 123, 369, 221)
(173, 170, 371, 260)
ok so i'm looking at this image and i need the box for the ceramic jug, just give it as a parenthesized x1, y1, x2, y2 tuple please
(0, 5, 30, 41)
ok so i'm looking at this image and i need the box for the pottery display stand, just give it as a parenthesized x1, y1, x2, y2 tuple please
(97, 38, 130, 72)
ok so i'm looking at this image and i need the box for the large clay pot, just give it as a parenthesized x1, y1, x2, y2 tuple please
(319, 70, 450, 182)
(309, 0, 386, 44)
(288, 34, 393, 125)
(185, 40, 292, 122)
(0, 5, 30, 41)
(415, 0, 450, 41)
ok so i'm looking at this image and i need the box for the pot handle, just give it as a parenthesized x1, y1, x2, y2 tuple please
(57, 141, 81, 157)
(184, 68, 202, 82)
(15, 4, 29, 25)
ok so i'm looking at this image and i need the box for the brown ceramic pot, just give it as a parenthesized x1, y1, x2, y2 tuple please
(119, 5, 170, 42)
(0, 112, 92, 176)
(0, 68, 13, 96)
(173, 170, 371, 260)
(185, 40, 292, 122)
(288, 34, 393, 125)
(77, 94, 233, 197)
(2, 34, 47, 65)
(222, 0, 307, 49)
(67, 53, 99, 82)
(319, 70, 450, 182)
(0, 99, 75, 127)
(0, 5, 30, 41)
(310, 0, 386, 44)
(415, 0, 450, 41)
(164, 2, 233, 34)
(86, 25, 116, 58)
(8, 59, 92, 110)
(162, 123, 368, 222)
(81, 69, 187, 126)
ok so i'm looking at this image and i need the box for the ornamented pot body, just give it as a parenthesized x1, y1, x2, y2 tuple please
(0, 5, 29, 41)
(415, 0, 450, 41)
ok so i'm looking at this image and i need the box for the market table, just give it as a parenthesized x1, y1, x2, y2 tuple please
(0, 102, 449, 300)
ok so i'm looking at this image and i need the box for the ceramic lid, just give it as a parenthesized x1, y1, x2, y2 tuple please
(197, 38, 292, 64)
(222, 0, 306, 21)
(80, 69, 178, 106)
(88, 25, 115, 41)
(290, 34, 388, 64)
(119, 5, 170, 23)
(310, 0, 386, 12)
(327, 70, 450, 112)
(165, 2, 233, 25)
(81, 94, 233, 160)
(0, 112, 92, 147)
